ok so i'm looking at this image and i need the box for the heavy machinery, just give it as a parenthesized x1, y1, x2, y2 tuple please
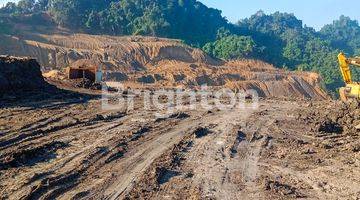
(337, 52, 360, 101)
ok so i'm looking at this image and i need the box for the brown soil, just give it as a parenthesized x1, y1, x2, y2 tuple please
(0, 90, 359, 199)
(298, 100, 360, 136)
(0, 55, 51, 95)
(125, 100, 360, 200)
(0, 33, 327, 100)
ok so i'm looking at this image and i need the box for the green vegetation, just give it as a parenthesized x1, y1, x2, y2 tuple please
(320, 16, 360, 55)
(203, 34, 257, 60)
(204, 11, 360, 94)
(0, 0, 226, 46)
(1, 1, 360, 94)
(0, 17, 12, 34)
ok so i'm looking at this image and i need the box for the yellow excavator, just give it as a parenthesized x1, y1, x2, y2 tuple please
(337, 52, 360, 101)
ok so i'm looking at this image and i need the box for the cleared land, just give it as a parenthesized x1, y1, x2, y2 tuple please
(0, 34, 358, 199)
(0, 87, 359, 199)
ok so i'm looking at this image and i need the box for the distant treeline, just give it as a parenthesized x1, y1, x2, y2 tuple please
(1, 0, 360, 94)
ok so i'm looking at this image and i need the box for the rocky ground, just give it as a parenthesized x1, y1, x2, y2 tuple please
(0, 87, 359, 199)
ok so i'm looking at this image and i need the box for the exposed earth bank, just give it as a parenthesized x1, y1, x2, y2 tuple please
(0, 33, 327, 99)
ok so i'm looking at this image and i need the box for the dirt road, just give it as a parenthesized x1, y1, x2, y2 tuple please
(0, 92, 359, 199)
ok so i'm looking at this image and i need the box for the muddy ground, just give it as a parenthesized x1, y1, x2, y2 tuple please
(0, 86, 359, 200)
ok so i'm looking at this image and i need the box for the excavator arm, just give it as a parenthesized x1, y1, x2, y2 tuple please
(338, 52, 360, 84)
(338, 52, 360, 101)
(338, 53, 352, 84)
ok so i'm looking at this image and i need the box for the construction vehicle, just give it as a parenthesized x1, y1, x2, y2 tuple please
(337, 52, 360, 101)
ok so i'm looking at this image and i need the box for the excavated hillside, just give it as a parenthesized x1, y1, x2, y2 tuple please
(0, 33, 327, 99)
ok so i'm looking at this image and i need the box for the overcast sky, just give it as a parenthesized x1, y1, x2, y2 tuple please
(1, 0, 359, 30)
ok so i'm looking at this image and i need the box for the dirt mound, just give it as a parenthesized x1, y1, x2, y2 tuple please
(42, 70, 65, 80)
(297, 100, 359, 154)
(72, 78, 102, 90)
(0, 33, 328, 99)
(298, 100, 360, 136)
(0, 55, 50, 95)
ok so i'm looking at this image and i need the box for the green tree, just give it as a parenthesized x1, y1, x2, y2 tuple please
(0, 2, 18, 14)
(0, 18, 12, 34)
(216, 27, 232, 40)
(320, 16, 360, 54)
(17, 0, 35, 14)
(132, 5, 170, 36)
(85, 10, 100, 31)
(203, 35, 257, 60)
(48, 0, 79, 27)
(34, 0, 49, 12)
(46, 0, 227, 45)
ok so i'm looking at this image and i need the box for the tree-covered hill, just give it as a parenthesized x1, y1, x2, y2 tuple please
(203, 11, 360, 94)
(1, 1, 360, 95)
(0, 0, 228, 46)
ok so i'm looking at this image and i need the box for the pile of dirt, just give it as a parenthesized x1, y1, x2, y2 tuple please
(0, 55, 50, 95)
(297, 100, 360, 155)
(42, 70, 66, 80)
(298, 100, 360, 136)
(0, 32, 328, 99)
(71, 78, 102, 90)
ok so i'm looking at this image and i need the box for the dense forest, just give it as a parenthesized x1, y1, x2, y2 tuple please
(0, 0, 227, 45)
(1, 0, 360, 95)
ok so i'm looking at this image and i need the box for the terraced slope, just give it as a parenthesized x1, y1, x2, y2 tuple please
(0, 33, 327, 99)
